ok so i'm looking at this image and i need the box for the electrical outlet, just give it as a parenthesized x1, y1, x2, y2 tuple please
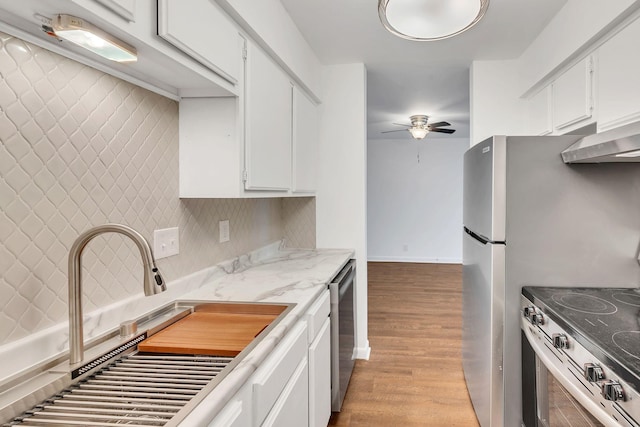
(219, 220, 230, 243)
(403, 244, 409, 252)
(153, 227, 179, 259)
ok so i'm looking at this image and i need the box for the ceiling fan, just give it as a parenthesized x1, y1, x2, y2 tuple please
(381, 115, 456, 140)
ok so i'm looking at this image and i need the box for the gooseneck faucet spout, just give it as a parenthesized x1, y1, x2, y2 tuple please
(68, 224, 166, 365)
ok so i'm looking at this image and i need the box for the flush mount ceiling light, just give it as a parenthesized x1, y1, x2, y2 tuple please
(52, 14, 137, 62)
(378, 0, 490, 41)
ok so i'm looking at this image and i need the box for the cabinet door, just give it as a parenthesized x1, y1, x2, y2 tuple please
(253, 322, 307, 425)
(158, 0, 240, 83)
(92, 0, 136, 21)
(245, 42, 292, 191)
(597, 17, 640, 132)
(552, 56, 594, 132)
(261, 358, 310, 427)
(208, 384, 251, 427)
(292, 86, 317, 193)
(309, 318, 331, 427)
(525, 86, 552, 136)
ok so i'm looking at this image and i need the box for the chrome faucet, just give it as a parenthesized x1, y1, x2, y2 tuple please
(68, 224, 166, 365)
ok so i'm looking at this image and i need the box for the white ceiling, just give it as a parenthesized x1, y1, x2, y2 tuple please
(280, 0, 567, 140)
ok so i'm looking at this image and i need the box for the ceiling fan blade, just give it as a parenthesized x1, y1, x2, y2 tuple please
(427, 121, 451, 128)
(381, 129, 409, 134)
(430, 128, 456, 134)
(392, 123, 411, 127)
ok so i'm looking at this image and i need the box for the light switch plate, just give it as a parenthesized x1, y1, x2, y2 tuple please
(219, 220, 230, 243)
(153, 227, 179, 259)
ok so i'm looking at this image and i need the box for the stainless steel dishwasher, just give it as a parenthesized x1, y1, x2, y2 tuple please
(329, 259, 356, 412)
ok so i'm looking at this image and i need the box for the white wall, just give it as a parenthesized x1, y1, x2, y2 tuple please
(316, 63, 370, 359)
(367, 138, 467, 263)
(470, 59, 526, 145)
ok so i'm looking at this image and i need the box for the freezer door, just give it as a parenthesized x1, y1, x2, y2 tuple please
(463, 136, 506, 242)
(462, 230, 505, 427)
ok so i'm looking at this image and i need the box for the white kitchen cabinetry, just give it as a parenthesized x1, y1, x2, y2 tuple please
(179, 39, 318, 198)
(261, 358, 309, 427)
(157, 0, 240, 84)
(292, 86, 318, 193)
(244, 40, 293, 191)
(524, 86, 552, 136)
(597, 17, 640, 132)
(208, 383, 251, 427)
(91, 0, 136, 21)
(252, 321, 308, 425)
(306, 291, 331, 427)
(552, 56, 595, 133)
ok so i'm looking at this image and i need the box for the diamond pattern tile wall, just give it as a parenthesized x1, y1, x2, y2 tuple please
(0, 32, 293, 346)
(282, 197, 316, 249)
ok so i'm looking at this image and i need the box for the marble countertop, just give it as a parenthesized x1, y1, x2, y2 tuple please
(0, 242, 353, 425)
(177, 247, 353, 425)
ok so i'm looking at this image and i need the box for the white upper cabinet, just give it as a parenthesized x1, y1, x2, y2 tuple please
(552, 56, 595, 133)
(92, 0, 135, 21)
(158, 0, 240, 84)
(597, 17, 640, 132)
(244, 40, 292, 191)
(292, 86, 318, 193)
(524, 86, 552, 136)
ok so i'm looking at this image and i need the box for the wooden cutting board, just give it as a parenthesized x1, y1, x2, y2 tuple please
(138, 310, 281, 356)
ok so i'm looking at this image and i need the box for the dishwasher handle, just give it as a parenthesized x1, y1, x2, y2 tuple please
(331, 259, 355, 285)
(330, 259, 355, 303)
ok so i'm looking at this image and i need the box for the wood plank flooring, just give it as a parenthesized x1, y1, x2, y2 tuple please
(328, 262, 479, 427)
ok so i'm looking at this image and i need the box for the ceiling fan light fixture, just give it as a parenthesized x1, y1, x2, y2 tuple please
(378, 0, 490, 41)
(409, 127, 429, 139)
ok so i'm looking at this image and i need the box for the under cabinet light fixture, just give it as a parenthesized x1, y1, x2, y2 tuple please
(378, 0, 490, 41)
(52, 14, 137, 62)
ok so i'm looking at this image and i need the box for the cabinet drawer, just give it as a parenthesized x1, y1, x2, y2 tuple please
(261, 358, 309, 427)
(306, 290, 330, 343)
(208, 383, 250, 427)
(252, 322, 307, 426)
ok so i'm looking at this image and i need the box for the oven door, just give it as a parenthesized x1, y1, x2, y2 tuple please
(521, 325, 637, 427)
(522, 329, 605, 427)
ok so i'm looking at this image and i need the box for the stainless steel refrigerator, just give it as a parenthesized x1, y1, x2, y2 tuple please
(462, 135, 640, 427)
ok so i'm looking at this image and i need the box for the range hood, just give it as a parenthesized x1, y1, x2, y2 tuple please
(562, 121, 640, 163)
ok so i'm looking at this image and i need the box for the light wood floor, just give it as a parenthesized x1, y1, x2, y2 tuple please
(328, 262, 479, 427)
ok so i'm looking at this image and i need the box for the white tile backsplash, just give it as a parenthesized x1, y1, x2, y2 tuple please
(0, 31, 315, 346)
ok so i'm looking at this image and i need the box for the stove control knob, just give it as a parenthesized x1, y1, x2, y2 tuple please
(584, 363, 605, 382)
(531, 312, 544, 325)
(523, 305, 536, 319)
(552, 333, 569, 349)
(602, 380, 625, 402)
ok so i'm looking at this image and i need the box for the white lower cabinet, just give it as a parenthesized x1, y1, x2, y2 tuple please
(305, 290, 331, 427)
(208, 383, 251, 427)
(261, 358, 309, 427)
(308, 319, 331, 427)
(205, 290, 332, 427)
(252, 322, 308, 426)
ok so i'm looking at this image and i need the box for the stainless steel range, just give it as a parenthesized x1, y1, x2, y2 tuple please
(521, 287, 640, 427)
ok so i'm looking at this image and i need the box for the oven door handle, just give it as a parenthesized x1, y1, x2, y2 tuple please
(522, 324, 623, 427)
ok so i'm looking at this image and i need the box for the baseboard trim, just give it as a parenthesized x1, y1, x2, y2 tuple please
(354, 343, 371, 360)
(367, 256, 462, 264)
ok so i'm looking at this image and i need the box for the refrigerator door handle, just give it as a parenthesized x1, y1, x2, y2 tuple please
(464, 226, 490, 244)
(464, 226, 505, 245)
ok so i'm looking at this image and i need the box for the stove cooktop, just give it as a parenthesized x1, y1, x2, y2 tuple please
(522, 286, 640, 393)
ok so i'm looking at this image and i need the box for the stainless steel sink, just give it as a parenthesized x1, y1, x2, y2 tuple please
(0, 300, 293, 427)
